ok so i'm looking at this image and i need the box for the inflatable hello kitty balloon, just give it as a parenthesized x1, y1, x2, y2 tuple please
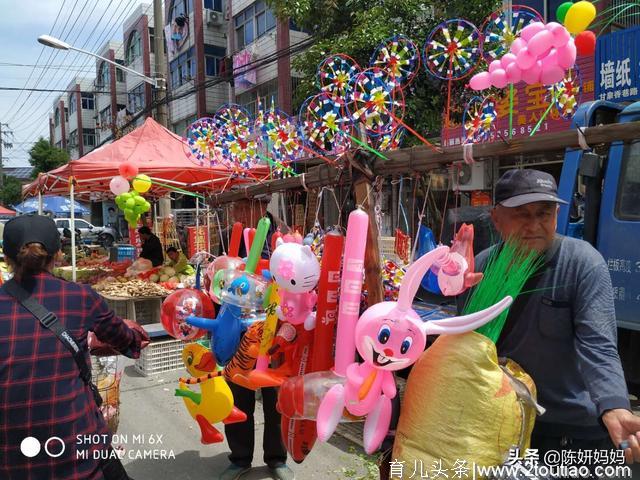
(316, 246, 513, 454)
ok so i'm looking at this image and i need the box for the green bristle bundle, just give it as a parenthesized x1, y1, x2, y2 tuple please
(464, 239, 545, 344)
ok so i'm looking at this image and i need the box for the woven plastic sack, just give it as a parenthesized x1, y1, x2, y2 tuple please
(392, 331, 539, 475)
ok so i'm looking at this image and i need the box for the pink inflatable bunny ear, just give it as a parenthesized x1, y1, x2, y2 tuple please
(421, 296, 513, 335)
(397, 246, 450, 312)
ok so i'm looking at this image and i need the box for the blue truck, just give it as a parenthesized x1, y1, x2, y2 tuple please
(556, 99, 640, 387)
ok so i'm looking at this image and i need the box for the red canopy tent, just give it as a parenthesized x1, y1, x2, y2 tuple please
(23, 117, 269, 198)
(0, 206, 16, 216)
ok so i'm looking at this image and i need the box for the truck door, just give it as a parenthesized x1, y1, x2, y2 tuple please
(598, 102, 640, 331)
(557, 101, 622, 235)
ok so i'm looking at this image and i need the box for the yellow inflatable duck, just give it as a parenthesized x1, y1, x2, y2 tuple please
(175, 343, 247, 444)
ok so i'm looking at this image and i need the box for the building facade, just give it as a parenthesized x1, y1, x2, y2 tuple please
(49, 94, 68, 150)
(94, 40, 128, 145)
(66, 77, 97, 160)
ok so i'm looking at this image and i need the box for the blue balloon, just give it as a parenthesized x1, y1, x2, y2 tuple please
(416, 225, 442, 294)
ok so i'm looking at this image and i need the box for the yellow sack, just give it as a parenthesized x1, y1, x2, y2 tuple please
(393, 331, 540, 474)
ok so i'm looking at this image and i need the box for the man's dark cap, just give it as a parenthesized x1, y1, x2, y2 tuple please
(3, 215, 61, 259)
(495, 169, 568, 207)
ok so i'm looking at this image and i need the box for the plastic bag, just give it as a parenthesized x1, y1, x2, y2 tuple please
(125, 258, 153, 277)
(392, 331, 539, 476)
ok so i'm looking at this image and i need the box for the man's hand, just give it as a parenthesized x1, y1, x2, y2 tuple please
(602, 408, 640, 463)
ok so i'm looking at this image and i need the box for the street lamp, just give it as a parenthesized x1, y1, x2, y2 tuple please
(37, 34, 165, 89)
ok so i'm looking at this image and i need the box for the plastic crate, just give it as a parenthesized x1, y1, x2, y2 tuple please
(117, 246, 136, 262)
(134, 338, 195, 376)
(132, 298, 161, 325)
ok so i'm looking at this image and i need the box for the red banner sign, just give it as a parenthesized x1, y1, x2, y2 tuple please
(187, 226, 209, 258)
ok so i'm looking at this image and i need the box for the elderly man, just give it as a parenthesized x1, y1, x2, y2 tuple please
(475, 169, 640, 469)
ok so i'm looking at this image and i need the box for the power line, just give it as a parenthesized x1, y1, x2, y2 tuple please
(0, 86, 129, 94)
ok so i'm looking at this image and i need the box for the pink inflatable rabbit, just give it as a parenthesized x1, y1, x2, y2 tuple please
(316, 246, 513, 454)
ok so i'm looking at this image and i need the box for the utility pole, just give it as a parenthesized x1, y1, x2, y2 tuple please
(153, 0, 169, 128)
(0, 123, 14, 190)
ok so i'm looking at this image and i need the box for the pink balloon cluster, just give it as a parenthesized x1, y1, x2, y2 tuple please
(470, 21, 576, 90)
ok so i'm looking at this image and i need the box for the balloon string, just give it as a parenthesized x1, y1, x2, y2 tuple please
(444, 58, 454, 146)
(509, 84, 514, 139)
(134, 176, 205, 199)
(256, 152, 297, 176)
(530, 90, 561, 137)
(389, 113, 442, 153)
(343, 132, 389, 160)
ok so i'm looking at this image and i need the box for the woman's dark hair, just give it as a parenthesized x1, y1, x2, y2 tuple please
(9, 243, 54, 281)
(166, 246, 178, 254)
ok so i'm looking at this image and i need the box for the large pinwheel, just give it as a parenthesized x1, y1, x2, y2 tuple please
(549, 66, 582, 120)
(258, 107, 303, 164)
(186, 117, 220, 167)
(370, 35, 421, 89)
(214, 104, 260, 173)
(347, 68, 404, 136)
(423, 19, 481, 80)
(463, 96, 497, 144)
(480, 6, 543, 62)
(316, 54, 361, 105)
(299, 93, 351, 156)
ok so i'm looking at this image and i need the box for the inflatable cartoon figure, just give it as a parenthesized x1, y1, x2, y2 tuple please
(248, 239, 320, 387)
(175, 344, 247, 444)
(316, 246, 513, 454)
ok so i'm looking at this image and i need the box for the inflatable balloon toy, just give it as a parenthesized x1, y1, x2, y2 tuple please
(161, 268, 212, 341)
(175, 343, 247, 444)
(115, 190, 151, 227)
(316, 246, 513, 454)
(248, 237, 321, 388)
(187, 217, 271, 365)
(207, 222, 245, 303)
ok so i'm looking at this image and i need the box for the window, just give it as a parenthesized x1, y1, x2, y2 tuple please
(99, 106, 111, 130)
(126, 30, 142, 65)
(116, 60, 125, 82)
(204, 44, 225, 77)
(235, 78, 278, 117)
(169, 46, 196, 88)
(234, 1, 276, 49)
(64, 107, 69, 121)
(69, 93, 77, 114)
(68, 130, 78, 147)
(97, 61, 110, 88)
(204, 0, 223, 11)
(128, 84, 145, 113)
(83, 129, 96, 147)
(149, 27, 155, 54)
(169, 0, 193, 20)
(54, 107, 60, 126)
(81, 92, 95, 110)
(616, 141, 640, 220)
(57, 220, 69, 229)
(75, 219, 91, 229)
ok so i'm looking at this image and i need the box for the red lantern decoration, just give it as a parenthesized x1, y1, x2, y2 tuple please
(575, 31, 596, 56)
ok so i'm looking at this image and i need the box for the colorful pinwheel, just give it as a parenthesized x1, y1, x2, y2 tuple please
(480, 6, 543, 62)
(299, 93, 351, 155)
(258, 107, 303, 164)
(316, 54, 361, 105)
(463, 96, 497, 144)
(214, 104, 260, 172)
(549, 66, 582, 120)
(373, 126, 405, 152)
(186, 117, 220, 167)
(369, 35, 421, 89)
(347, 68, 404, 136)
(423, 19, 481, 80)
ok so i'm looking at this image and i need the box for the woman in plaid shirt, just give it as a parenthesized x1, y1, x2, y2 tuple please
(0, 215, 149, 479)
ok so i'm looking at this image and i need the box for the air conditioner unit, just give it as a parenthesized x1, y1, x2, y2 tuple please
(206, 9, 224, 26)
(451, 161, 489, 191)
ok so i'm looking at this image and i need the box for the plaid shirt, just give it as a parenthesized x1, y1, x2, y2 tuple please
(0, 273, 143, 480)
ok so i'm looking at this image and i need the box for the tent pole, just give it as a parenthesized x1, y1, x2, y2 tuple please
(38, 190, 43, 215)
(70, 181, 77, 282)
(195, 198, 200, 254)
(206, 203, 211, 254)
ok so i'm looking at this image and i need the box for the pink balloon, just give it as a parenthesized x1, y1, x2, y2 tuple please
(505, 63, 522, 83)
(510, 37, 526, 55)
(520, 22, 545, 42)
(469, 72, 492, 91)
(522, 62, 542, 85)
(540, 48, 558, 69)
(541, 65, 565, 85)
(528, 30, 554, 58)
(501, 53, 517, 69)
(109, 176, 130, 196)
(489, 60, 503, 73)
(516, 48, 536, 69)
(556, 40, 577, 69)
(490, 69, 508, 88)
(550, 25, 571, 48)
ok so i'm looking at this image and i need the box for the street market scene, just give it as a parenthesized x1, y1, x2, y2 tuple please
(1, 0, 640, 479)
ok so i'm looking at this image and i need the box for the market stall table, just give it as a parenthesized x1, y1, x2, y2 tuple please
(98, 292, 166, 326)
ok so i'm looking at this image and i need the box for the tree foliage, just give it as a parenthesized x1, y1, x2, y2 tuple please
(28, 138, 69, 178)
(1, 175, 23, 207)
(268, 0, 500, 142)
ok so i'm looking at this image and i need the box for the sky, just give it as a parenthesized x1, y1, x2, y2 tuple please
(0, 0, 150, 167)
